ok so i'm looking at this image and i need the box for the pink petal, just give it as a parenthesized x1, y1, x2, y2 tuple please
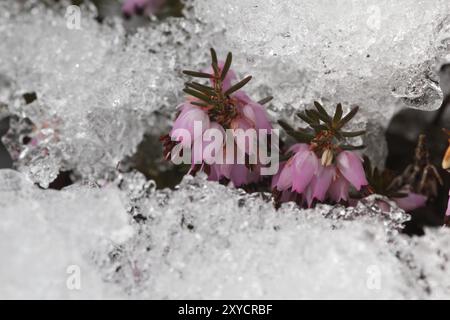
(218, 163, 232, 180)
(170, 107, 210, 146)
(122, 0, 164, 16)
(207, 164, 221, 181)
(336, 151, 368, 190)
(229, 164, 250, 187)
(232, 90, 253, 105)
(287, 143, 309, 155)
(248, 102, 272, 131)
(328, 174, 350, 202)
(271, 162, 286, 189)
(310, 164, 335, 204)
(394, 192, 427, 212)
(230, 116, 253, 131)
(276, 161, 294, 191)
(200, 122, 225, 163)
(247, 165, 262, 184)
(291, 150, 319, 194)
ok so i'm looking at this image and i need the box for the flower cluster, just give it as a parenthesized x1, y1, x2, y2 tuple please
(162, 49, 449, 218)
(161, 49, 273, 187)
(273, 102, 368, 207)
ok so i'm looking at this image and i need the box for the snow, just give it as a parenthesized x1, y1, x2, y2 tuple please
(1, 169, 449, 299)
(0, 169, 133, 299)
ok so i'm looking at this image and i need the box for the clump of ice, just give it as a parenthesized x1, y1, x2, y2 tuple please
(98, 173, 422, 299)
(195, 0, 450, 166)
(2, 1, 450, 182)
(196, 0, 450, 113)
(0, 1, 217, 185)
(0, 169, 133, 299)
(1, 169, 450, 299)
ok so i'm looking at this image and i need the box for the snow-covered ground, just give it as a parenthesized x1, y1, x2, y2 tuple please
(1, 169, 450, 299)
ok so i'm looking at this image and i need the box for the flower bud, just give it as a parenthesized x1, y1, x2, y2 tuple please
(321, 148, 334, 167)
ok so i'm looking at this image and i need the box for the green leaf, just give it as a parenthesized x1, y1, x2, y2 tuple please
(221, 52, 232, 81)
(278, 120, 313, 143)
(257, 96, 273, 105)
(296, 112, 314, 125)
(333, 103, 343, 126)
(190, 101, 210, 108)
(183, 70, 213, 78)
(337, 106, 359, 129)
(304, 109, 320, 124)
(340, 144, 366, 150)
(224, 76, 252, 96)
(310, 123, 329, 132)
(210, 48, 220, 77)
(183, 88, 212, 103)
(210, 48, 218, 66)
(313, 101, 331, 124)
(185, 82, 215, 95)
(340, 130, 366, 137)
(390, 192, 408, 198)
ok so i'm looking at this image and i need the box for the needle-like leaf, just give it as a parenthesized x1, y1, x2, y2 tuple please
(278, 120, 314, 143)
(183, 88, 212, 103)
(185, 82, 215, 95)
(210, 48, 218, 66)
(340, 130, 366, 137)
(297, 112, 314, 125)
(340, 144, 366, 150)
(190, 101, 210, 108)
(210, 48, 220, 77)
(257, 96, 273, 105)
(333, 103, 343, 126)
(221, 52, 232, 81)
(337, 106, 359, 129)
(183, 70, 213, 78)
(313, 101, 331, 124)
(305, 109, 320, 124)
(310, 123, 329, 132)
(224, 76, 252, 96)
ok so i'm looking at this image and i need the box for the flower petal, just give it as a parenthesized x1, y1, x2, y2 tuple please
(170, 106, 210, 146)
(394, 192, 427, 212)
(328, 173, 350, 202)
(311, 164, 335, 203)
(276, 161, 294, 191)
(291, 150, 319, 194)
(336, 151, 368, 190)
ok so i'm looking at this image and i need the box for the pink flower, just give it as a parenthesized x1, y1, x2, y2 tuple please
(336, 151, 368, 191)
(122, 0, 165, 17)
(393, 192, 427, 212)
(304, 164, 335, 207)
(272, 162, 296, 203)
(166, 63, 272, 187)
(291, 148, 319, 194)
(328, 173, 350, 203)
(273, 146, 368, 207)
(170, 103, 210, 147)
